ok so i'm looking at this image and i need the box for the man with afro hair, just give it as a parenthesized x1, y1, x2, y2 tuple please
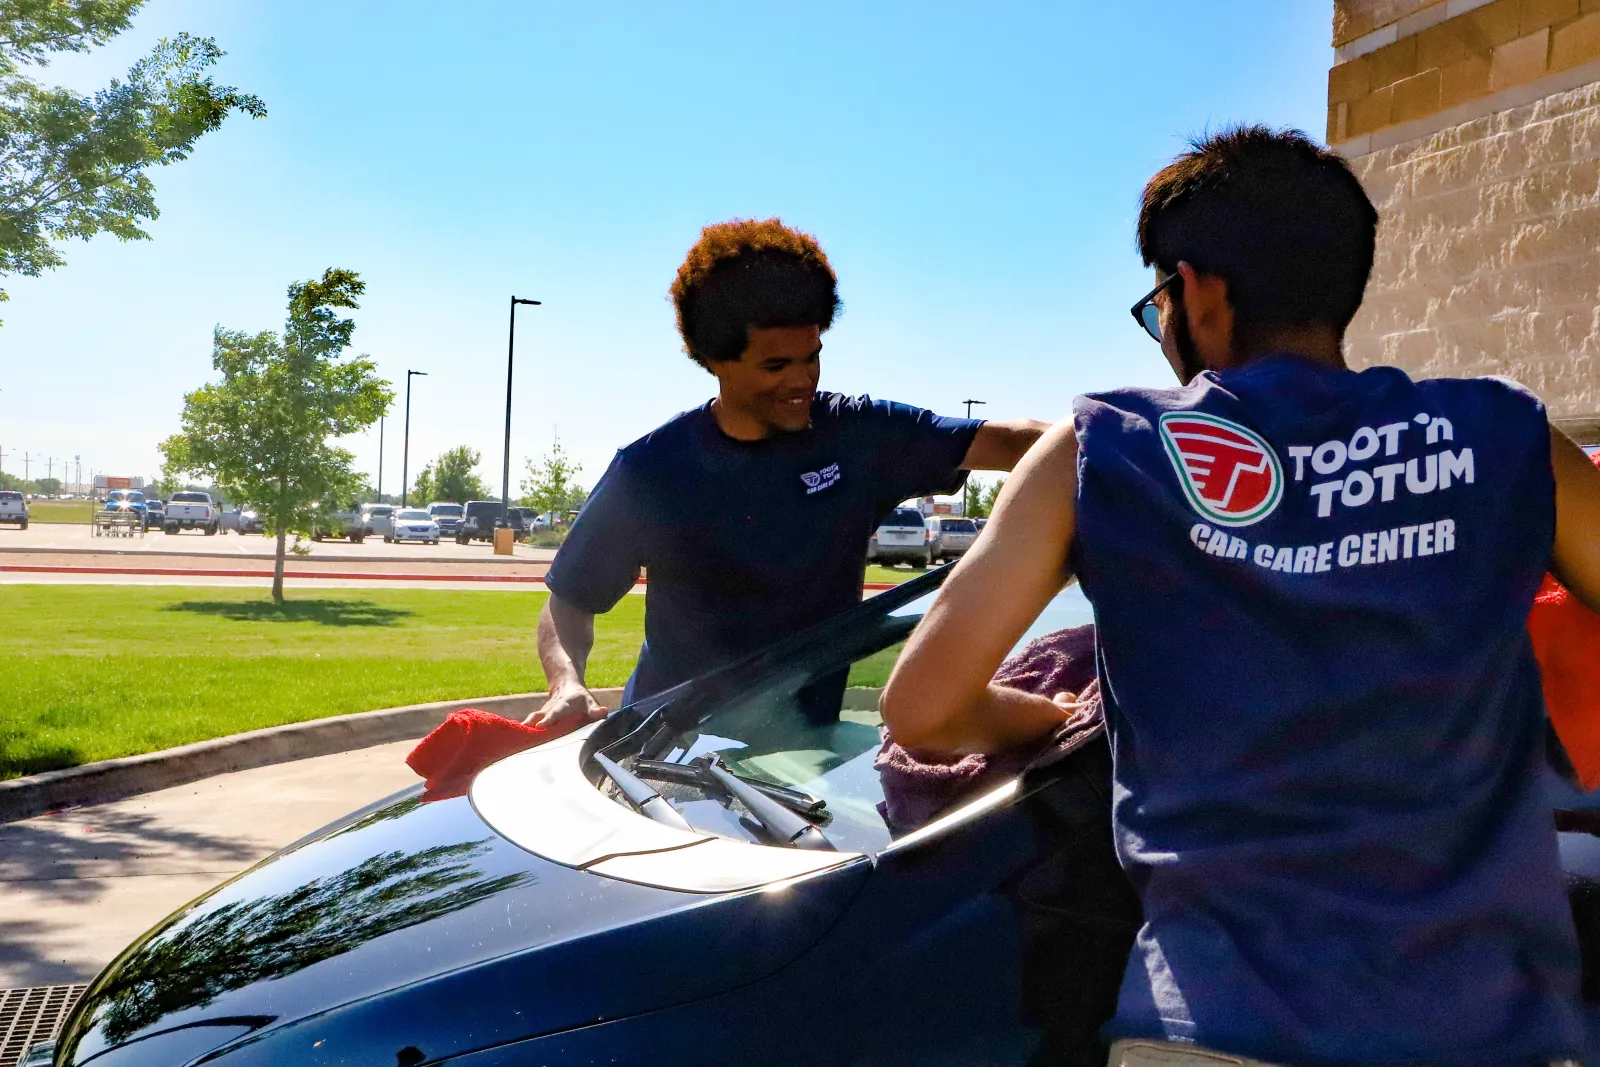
(531, 217, 1046, 730)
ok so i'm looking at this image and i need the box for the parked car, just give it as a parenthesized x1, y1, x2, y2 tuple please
(237, 508, 265, 534)
(0, 490, 27, 529)
(506, 506, 535, 533)
(311, 507, 367, 543)
(866, 507, 931, 568)
(164, 490, 219, 535)
(143, 499, 166, 527)
(427, 501, 465, 537)
(37, 569, 1600, 1067)
(389, 508, 440, 545)
(456, 499, 505, 543)
(926, 515, 979, 563)
(361, 503, 396, 540)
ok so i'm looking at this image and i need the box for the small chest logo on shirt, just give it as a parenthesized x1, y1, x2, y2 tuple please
(1159, 412, 1282, 527)
(800, 463, 841, 495)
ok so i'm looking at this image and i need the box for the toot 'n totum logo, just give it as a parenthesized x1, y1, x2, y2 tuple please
(1158, 412, 1282, 527)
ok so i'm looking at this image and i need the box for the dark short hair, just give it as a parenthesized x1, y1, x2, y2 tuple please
(670, 218, 841, 368)
(1138, 126, 1378, 342)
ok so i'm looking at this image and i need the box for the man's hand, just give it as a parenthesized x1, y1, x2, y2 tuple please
(523, 682, 609, 738)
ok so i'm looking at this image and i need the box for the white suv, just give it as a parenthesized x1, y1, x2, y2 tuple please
(927, 515, 979, 563)
(866, 507, 930, 568)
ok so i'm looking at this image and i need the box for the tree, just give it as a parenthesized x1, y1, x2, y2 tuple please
(520, 435, 586, 518)
(160, 269, 392, 601)
(34, 475, 60, 494)
(1, 6, 266, 321)
(412, 446, 485, 505)
(968, 475, 1005, 519)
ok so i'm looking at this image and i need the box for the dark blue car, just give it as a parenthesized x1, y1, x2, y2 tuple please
(37, 570, 1600, 1066)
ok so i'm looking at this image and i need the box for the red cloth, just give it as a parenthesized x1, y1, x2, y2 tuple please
(406, 708, 549, 802)
(1532, 448, 1600, 789)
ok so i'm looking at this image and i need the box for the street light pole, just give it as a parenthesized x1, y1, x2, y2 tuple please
(502, 297, 541, 522)
(401, 370, 428, 507)
(377, 417, 385, 502)
(962, 399, 986, 517)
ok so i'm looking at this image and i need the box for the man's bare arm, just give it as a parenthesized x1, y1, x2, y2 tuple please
(960, 419, 1051, 472)
(1551, 426, 1600, 613)
(882, 419, 1080, 755)
(526, 594, 609, 730)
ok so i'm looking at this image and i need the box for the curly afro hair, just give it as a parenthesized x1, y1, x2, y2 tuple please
(670, 218, 841, 369)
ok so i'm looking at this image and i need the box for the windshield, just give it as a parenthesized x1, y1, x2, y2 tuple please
(939, 519, 977, 533)
(597, 577, 1096, 855)
(396, 510, 431, 521)
(430, 504, 463, 515)
(171, 492, 207, 502)
(0, 492, 20, 501)
(881, 509, 925, 529)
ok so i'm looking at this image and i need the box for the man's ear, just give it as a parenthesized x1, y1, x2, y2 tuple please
(1176, 261, 1235, 369)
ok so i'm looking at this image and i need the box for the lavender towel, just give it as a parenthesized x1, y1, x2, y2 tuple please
(875, 624, 1104, 833)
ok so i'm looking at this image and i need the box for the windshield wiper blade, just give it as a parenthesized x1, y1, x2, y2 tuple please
(593, 752, 695, 833)
(632, 759, 828, 818)
(697, 754, 835, 851)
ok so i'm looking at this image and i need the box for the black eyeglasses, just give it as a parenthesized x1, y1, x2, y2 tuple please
(1129, 273, 1180, 343)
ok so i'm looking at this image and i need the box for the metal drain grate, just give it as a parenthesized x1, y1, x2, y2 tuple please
(0, 985, 86, 1067)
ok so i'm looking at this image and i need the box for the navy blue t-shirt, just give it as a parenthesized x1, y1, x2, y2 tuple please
(1073, 356, 1585, 1065)
(546, 393, 981, 702)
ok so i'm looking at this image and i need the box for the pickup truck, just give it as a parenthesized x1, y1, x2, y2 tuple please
(0, 490, 27, 529)
(163, 491, 219, 535)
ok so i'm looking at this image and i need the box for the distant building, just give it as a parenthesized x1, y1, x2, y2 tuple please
(1328, 0, 1600, 441)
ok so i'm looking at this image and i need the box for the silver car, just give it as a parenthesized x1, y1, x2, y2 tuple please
(927, 516, 979, 563)
(362, 504, 396, 540)
(867, 507, 931, 568)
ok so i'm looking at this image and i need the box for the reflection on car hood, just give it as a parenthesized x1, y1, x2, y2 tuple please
(57, 787, 869, 1066)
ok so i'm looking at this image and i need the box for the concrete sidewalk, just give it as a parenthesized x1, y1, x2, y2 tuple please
(0, 740, 421, 988)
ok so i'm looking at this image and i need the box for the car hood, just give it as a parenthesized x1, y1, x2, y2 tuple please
(56, 759, 870, 1066)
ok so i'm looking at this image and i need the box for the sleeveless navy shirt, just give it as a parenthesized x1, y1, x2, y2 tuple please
(1073, 355, 1584, 1065)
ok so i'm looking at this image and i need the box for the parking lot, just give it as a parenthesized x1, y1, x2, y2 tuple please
(0, 521, 557, 563)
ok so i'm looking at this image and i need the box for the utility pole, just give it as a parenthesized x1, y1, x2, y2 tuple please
(22, 452, 30, 480)
(401, 370, 427, 507)
(502, 297, 541, 523)
(377, 417, 384, 501)
(0, 444, 6, 477)
(74, 456, 81, 494)
(961, 400, 986, 517)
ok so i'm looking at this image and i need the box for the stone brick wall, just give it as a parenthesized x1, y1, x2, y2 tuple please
(1342, 81, 1600, 420)
(1330, 0, 1600, 143)
(1329, 0, 1600, 429)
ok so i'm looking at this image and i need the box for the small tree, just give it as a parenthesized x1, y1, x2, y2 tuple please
(413, 446, 486, 504)
(161, 269, 392, 601)
(34, 476, 61, 495)
(520, 435, 586, 519)
(968, 476, 1006, 519)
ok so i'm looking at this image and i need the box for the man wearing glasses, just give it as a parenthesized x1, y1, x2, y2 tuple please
(883, 126, 1600, 1066)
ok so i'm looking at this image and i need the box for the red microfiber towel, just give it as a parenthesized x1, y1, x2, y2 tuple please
(1531, 450, 1600, 790)
(407, 708, 549, 802)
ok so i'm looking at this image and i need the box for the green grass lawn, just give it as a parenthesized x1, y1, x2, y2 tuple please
(27, 500, 94, 523)
(864, 564, 924, 585)
(0, 587, 645, 780)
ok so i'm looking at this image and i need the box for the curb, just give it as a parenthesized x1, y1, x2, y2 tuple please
(0, 687, 625, 824)
(0, 564, 903, 591)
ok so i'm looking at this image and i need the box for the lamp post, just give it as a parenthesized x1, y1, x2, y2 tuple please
(962, 400, 986, 517)
(377, 417, 385, 502)
(501, 296, 542, 522)
(401, 370, 428, 506)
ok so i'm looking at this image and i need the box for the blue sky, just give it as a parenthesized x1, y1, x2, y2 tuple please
(0, 1, 1332, 496)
